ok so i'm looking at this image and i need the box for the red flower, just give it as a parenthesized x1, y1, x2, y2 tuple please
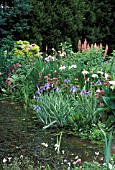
(100, 103, 104, 107)
(100, 90, 104, 95)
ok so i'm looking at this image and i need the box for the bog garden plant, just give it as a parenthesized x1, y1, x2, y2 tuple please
(0, 39, 115, 169)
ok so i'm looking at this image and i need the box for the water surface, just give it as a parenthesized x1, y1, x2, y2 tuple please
(0, 100, 114, 168)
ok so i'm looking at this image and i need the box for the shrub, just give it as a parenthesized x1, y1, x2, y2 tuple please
(11, 40, 40, 58)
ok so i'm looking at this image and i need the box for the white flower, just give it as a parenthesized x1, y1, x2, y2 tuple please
(3, 158, 7, 163)
(97, 71, 104, 75)
(20, 155, 23, 158)
(109, 163, 113, 170)
(59, 52, 66, 57)
(8, 157, 12, 161)
(92, 74, 98, 78)
(68, 162, 71, 167)
(82, 69, 89, 75)
(59, 65, 66, 70)
(95, 152, 99, 155)
(75, 156, 79, 160)
(52, 48, 55, 51)
(96, 89, 101, 93)
(41, 142, 48, 147)
(69, 65, 77, 69)
(105, 73, 110, 80)
(109, 81, 115, 86)
(62, 150, 65, 154)
(54, 144, 59, 150)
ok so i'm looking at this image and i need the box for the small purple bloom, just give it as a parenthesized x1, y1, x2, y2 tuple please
(64, 78, 70, 83)
(55, 86, 60, 91)
(80, 89, 90, 95)
(70, 86, 77, 93)
(44, 83, 50, 89)
(34, 105, 41, 111)
(85, 91, 90, 95)
(40, 86, 46, 91)
(35, 89, 41, 94)
(80, 89, 86, 95)
(96, 79, 102, 85)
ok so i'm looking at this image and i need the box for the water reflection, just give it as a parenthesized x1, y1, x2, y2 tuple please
(0, 100, 114, 168)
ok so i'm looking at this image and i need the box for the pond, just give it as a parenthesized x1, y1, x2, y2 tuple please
(0, 100, 114, 169)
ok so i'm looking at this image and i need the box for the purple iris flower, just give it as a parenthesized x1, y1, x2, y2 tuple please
(44, 83, 50, 89)
(55, 86, 60, 91)
(70, 86, 77, 93)
(34, 105, 41, 111)
(40, 86, 46, 92)
(96, 79, 102, 85)
(80, 89, 86, 95)
(35, 89, 41, 94)
(80, 89, 90, 95)
(64, 78, 70, 83)
(85, 91, 90, 95)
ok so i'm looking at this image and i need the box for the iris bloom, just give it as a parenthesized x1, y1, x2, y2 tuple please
(80, 89, 90, 95)
(44, 83, 50, 89)
(96, 79, 102, 85)
(64, 78, 70, 83)
(82, 69, 89, 75)
(59, 65, 66, 70)
(34, 105, 41, 111)
(70, 86, 77, 93)
(92, 74, 98, 78)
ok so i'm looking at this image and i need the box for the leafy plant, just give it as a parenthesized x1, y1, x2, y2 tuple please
(54, 132, 63, 154)
(11, 40, 41, 58)
(34, 90, 76, 128)
(100, 129, 113, 167)
(74, 89, 99, 126)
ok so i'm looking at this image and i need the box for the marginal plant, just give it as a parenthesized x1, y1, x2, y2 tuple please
(54, 132, 63, 154)
(100, 129, 113, 168)
(34, 90, 76, 129)
(75, 88, 98, 126)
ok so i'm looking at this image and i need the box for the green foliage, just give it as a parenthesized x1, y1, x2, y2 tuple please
(29, 0, 87, 50)
(34, 90, 76, 128)
(0, 0, 32, 45)
(0, 0, 115, 51)
(100, 129, 113, 167)
(1, 56, 43, 108)
(11, 40, 41, 58)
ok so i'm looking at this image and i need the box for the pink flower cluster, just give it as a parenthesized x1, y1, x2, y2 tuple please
(44, 74, 59, 86)
(5, 63, 21, 86)
(78, 39, 108, 56)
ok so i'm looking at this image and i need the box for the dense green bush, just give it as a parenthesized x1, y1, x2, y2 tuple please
(0, 0, 114, 51)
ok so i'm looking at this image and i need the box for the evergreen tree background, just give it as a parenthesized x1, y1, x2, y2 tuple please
(0, 0, 115, 52)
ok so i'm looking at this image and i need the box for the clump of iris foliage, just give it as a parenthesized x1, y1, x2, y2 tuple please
(0, 39, 115, 169)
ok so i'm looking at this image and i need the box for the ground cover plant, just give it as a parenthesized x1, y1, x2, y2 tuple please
(0, 39, 115, 169)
